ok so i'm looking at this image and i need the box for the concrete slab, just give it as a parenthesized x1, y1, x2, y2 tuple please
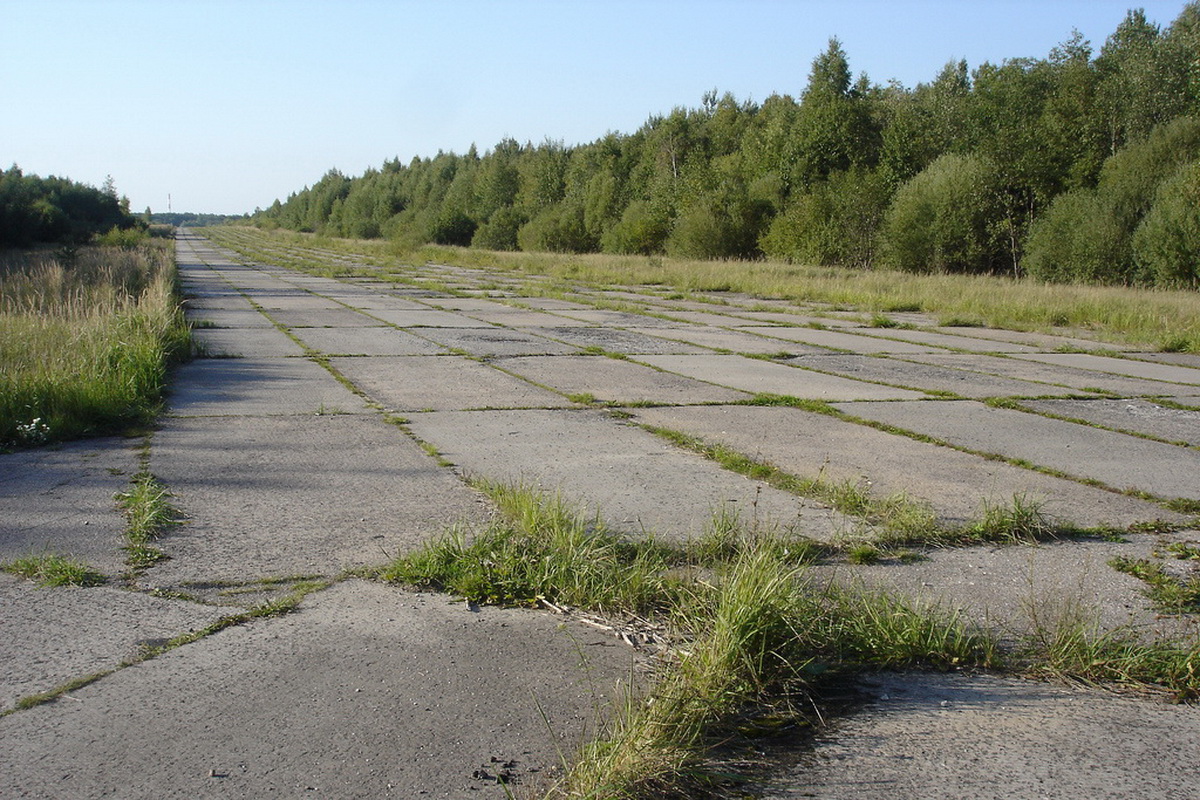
(515, 297, 596, 311)
(406, 408, 843, 541)
(185, 308, 275, 328)
(740, 326, 942, 354)
(792, 354, 1083, 399)
(937, 326, 1136, 352)
(654, 310, 767, 327)
(144, 415, 488, 588)
(422, 297, 519, 311)
(501, 355, 751, 405)
(0, 580, 640, 799)
(628, 405, 1174, 528)
(536, 326, 711, 355)
(167, 358, 371, 416)
(251, 294, 343, 311)
(290, 326, 448, 356)
(636, 355, 929, 401)
(369, 309, 495, 328)
(1020, 398, 1200, 446)
(331, 355, 572, 410)
(552, 309, 687, 328)
(757, 671, 1200, 800)
(812, 535, 1194, 638)
(337, 294, 430, 311)
(0, 437, 139, 574)
(625, 326, 826, 355)
(1014, 352, 1200, 386)
(837, 400, 1200, 501)
(268, 308, 383, 328)
(1137, 352, 1200, 369)
(191, 327, 305, 358)
(0, 575, 225, 711)
(181, 294, 255, 311)
(731, 311, 864, 328)
(905, 353, 1188, 397)
(467, 309, 592, 327)
(853, 328, 1039, 353)
(412, 326, 579, 357)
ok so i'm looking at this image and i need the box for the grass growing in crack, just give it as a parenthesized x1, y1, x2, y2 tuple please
(382, 480, 683, 613)
(384, 482, 997, 798)
(1109, 556, 1200, 614)
(114, 471, 180, 567)
(961, 493, 1057, 544)
(1024, 599, 1200, 699)
(2, 553, 105, 587)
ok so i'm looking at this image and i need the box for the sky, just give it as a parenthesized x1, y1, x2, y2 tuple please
(3, 0, 1193, 215)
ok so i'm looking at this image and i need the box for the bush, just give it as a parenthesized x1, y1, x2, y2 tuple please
(1024, 189, 1131, 283)
(471, 205, 525, 251)
(1133, 160, 1200, 287)
(760, 168, 892, 268)
(878, 153, 1003, 273)
(600, 200, 671, 255)
(517, 204, 595, 253)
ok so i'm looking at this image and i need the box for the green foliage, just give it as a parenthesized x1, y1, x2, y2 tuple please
(1133, 159, 1200, 286)
(760, 167, 891, 267)
(879, 153, 1004, 273)
(1026, 116, 1200, 284)
(0, 166, 141, 247)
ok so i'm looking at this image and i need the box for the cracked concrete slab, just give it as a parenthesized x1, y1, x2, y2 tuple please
(332, 355, 572, 410)
(0, 580, 644, 799)
(905, 352, 1189, 397)
(143, 414, 489, 588)
(837, 400, 1200, 501)
(1020, 398, 1200, 446)
(852, 327, 1039, 353)
(167, 358, 371, 416)
(411, 326, 579, 357)
(627, 405, 1176, 528)
(1014, 352, 1200, 386)
(636, 354, 929, 400)
(626, 326, 828, 355)
(0, 574, 226, 712)
(406, 408, 844, 541)
(500, 355, 751, 405)
(738, 326, 943, 353)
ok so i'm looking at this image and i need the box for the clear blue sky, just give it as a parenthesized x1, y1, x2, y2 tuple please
(3, 0, 1192, 214)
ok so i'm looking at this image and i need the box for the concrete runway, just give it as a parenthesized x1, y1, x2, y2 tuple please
(2, 230, 1197, 798)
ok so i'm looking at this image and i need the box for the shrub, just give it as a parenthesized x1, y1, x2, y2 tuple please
(600, 200, 671, 255)
(878, 153, 1004, 273)
(1133, 159, 1200, 287)
(471, 205, 525, 251)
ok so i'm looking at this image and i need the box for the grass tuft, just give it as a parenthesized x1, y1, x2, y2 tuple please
(3, 553, 105, 587)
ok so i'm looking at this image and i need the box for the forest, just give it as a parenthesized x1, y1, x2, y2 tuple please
(254, 5, 1200, 288)
(0, 166, 144, 248)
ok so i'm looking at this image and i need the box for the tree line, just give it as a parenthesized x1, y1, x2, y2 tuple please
(0, 166, 145, 249)
(254, 4, 1200, 287)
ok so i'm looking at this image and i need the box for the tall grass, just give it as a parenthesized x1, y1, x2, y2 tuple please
(0, 242, 190, 448)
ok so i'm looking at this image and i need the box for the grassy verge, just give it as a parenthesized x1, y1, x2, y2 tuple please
(0, 241, 190, 449)
(205, 226, 1200, 352)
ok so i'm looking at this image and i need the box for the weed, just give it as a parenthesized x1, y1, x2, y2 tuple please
(1109, 556, 1200, 613)
(1023, 599, 1200, 700)
(2, 553, 105, 587)
(846, 544, 882, 564)
(114, 470, 180, 565)
(962, 493, 1055, 544)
